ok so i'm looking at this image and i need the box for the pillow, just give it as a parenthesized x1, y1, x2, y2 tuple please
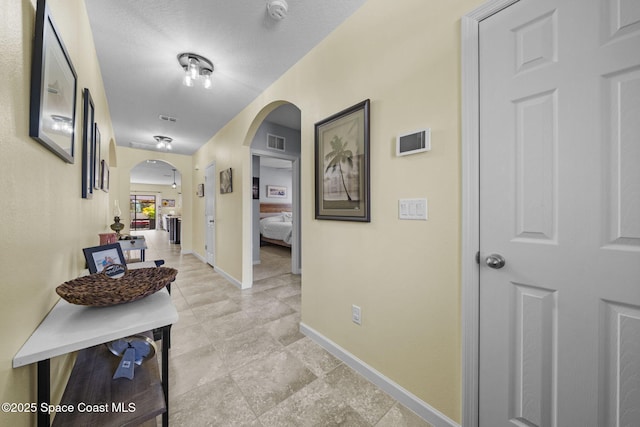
(282, 212, 293, 222)
(261, 215, 283, 224)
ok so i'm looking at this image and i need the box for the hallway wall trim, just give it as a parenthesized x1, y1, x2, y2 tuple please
(191, 251, 243, 289)
(300, 323, 460, 427)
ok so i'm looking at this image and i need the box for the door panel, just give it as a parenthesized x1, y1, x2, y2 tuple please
(479, 0, 640, 426)
(205, 164, 216, 266)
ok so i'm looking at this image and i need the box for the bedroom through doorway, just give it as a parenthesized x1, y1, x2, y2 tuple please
(250, 102, 301, 282)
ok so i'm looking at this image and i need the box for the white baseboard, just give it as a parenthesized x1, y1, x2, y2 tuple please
(189, 251, 206, 263)
(299, 323, 461, 427)
(213, 265, 243, 289)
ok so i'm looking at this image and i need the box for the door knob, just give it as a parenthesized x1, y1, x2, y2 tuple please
(485, 254, 506, 269)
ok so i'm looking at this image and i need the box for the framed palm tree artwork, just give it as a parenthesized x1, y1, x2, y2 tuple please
(314, 99, 370, 222)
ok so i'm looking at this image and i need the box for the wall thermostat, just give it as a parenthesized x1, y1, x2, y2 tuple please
(396, 128, 431, 156)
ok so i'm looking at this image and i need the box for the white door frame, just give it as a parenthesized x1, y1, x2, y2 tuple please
(205, 161, 216, 267)
(461, 1, 520, 426)
(251, 149, 301, 275)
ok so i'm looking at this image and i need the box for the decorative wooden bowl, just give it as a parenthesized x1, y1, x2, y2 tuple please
(56, 266, 177, 307)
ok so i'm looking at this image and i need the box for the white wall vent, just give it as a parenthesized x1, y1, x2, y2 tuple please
(267, 134, 285, 151)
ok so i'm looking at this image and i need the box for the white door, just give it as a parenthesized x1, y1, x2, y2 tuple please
(205, 163, 216, 266)
(479, 0, 640, 426)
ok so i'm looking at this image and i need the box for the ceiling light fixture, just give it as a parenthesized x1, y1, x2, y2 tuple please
(177, 53, 213, 89)
(153, 135, 173, 151)
(171, 169, 177, 189)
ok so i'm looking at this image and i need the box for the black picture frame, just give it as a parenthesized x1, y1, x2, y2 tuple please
(315, 99, 370, 222)
(101, 159, 109, 192)
(29, 0, 78, 164)
(93, 123, 101, 190)
(83, 243, 126, 274)
(81, 88, 94, 198)
(220, 168, 233, 194)
(252, 177, 259, 200)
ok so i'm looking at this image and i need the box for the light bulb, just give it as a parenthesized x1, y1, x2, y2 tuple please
(156, 141, 164, 149)
(203, 73, 212, 89)
(188, 59, 198, 80)
(172, 182, 177, 189)
(183, 74, 194, 87)
(166, 142, 172, 150)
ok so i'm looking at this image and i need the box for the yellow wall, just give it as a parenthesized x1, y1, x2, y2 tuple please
(191, 0, 484, 421)
(2, 0, 485, 423)
(0, 0, 116, 425)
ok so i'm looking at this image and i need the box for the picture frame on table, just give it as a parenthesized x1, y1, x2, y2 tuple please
(83, 243, 126, 274)
(314, 99, 370, 222)
(29, 0, 78, 164)
(81, 88, 94, 199)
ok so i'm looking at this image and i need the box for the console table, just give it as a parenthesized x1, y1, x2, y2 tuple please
(13, 262, 178, 426)
(119, 237, 147, 262)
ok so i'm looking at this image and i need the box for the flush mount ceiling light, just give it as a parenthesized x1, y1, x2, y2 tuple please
(177, 52, 213, 89)
(153, 135, 173, 151)
(267, 0, 288, 20)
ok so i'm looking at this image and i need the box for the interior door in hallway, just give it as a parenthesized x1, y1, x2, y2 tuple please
(205, 163, 216, 266)
(478, 0, 640, 425)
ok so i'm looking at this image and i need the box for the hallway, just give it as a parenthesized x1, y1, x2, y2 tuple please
(136, 230, 431, 426)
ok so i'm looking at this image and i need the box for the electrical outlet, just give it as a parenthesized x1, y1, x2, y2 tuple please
(352, 305, 362, 325)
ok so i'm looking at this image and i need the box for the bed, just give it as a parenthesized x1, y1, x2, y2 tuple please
(259, 203, 292, 247)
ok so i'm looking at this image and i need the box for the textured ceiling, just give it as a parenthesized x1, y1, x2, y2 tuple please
(85, 0, 368, 158)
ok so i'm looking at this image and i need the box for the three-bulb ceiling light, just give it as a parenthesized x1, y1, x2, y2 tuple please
(171, 169, 177, 189)
(177, 52, 213, 89)
(154, 135, 172, 151)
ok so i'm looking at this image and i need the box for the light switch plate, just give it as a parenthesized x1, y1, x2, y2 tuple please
(399, 198, 428, 220)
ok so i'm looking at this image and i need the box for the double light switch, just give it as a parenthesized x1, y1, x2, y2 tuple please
(399, 198, 428, 220)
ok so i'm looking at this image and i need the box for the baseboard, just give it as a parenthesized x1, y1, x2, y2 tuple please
(299, 323, 461, 427)
(213, 265, 243, 289)
(190, 251, 206, 263)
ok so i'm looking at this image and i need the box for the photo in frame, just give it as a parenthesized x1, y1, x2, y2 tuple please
(162, 199, 176, 207)
(315, 99, 370, 221)
(267, 185, 287, 199)
(101, 159, 109, 192)
(196, 183, 204, 197)
(93, 123, 101, 190)
(220, 168, 232, 194)
(81, 88, 94, 199)
(83, 243, 126, 274)
(29, 0, 78, 163)
(252, 177, 259, 200)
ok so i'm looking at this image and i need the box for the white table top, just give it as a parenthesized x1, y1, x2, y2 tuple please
(13, 262, 178, 368)
(118, 238, 147, 250)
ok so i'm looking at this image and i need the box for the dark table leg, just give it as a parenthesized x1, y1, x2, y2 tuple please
(162, 325, 170, 427)
(37, 359, 50, 427)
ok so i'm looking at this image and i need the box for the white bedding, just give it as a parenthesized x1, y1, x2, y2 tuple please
(260, 215, 292, 244)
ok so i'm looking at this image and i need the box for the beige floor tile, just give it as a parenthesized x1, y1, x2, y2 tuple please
(231, 349, 317, 415)
(132, 230, 435, 427)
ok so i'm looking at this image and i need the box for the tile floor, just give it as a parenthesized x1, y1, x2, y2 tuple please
(138, 230, 432, 427)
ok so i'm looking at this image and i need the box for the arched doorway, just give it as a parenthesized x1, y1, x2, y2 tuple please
(246, 102, 302, 286)
(129, 159, 182, 237)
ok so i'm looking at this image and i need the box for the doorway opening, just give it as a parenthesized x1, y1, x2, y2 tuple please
(250, 103, 301, 284)
(129, 194, 156, 230)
